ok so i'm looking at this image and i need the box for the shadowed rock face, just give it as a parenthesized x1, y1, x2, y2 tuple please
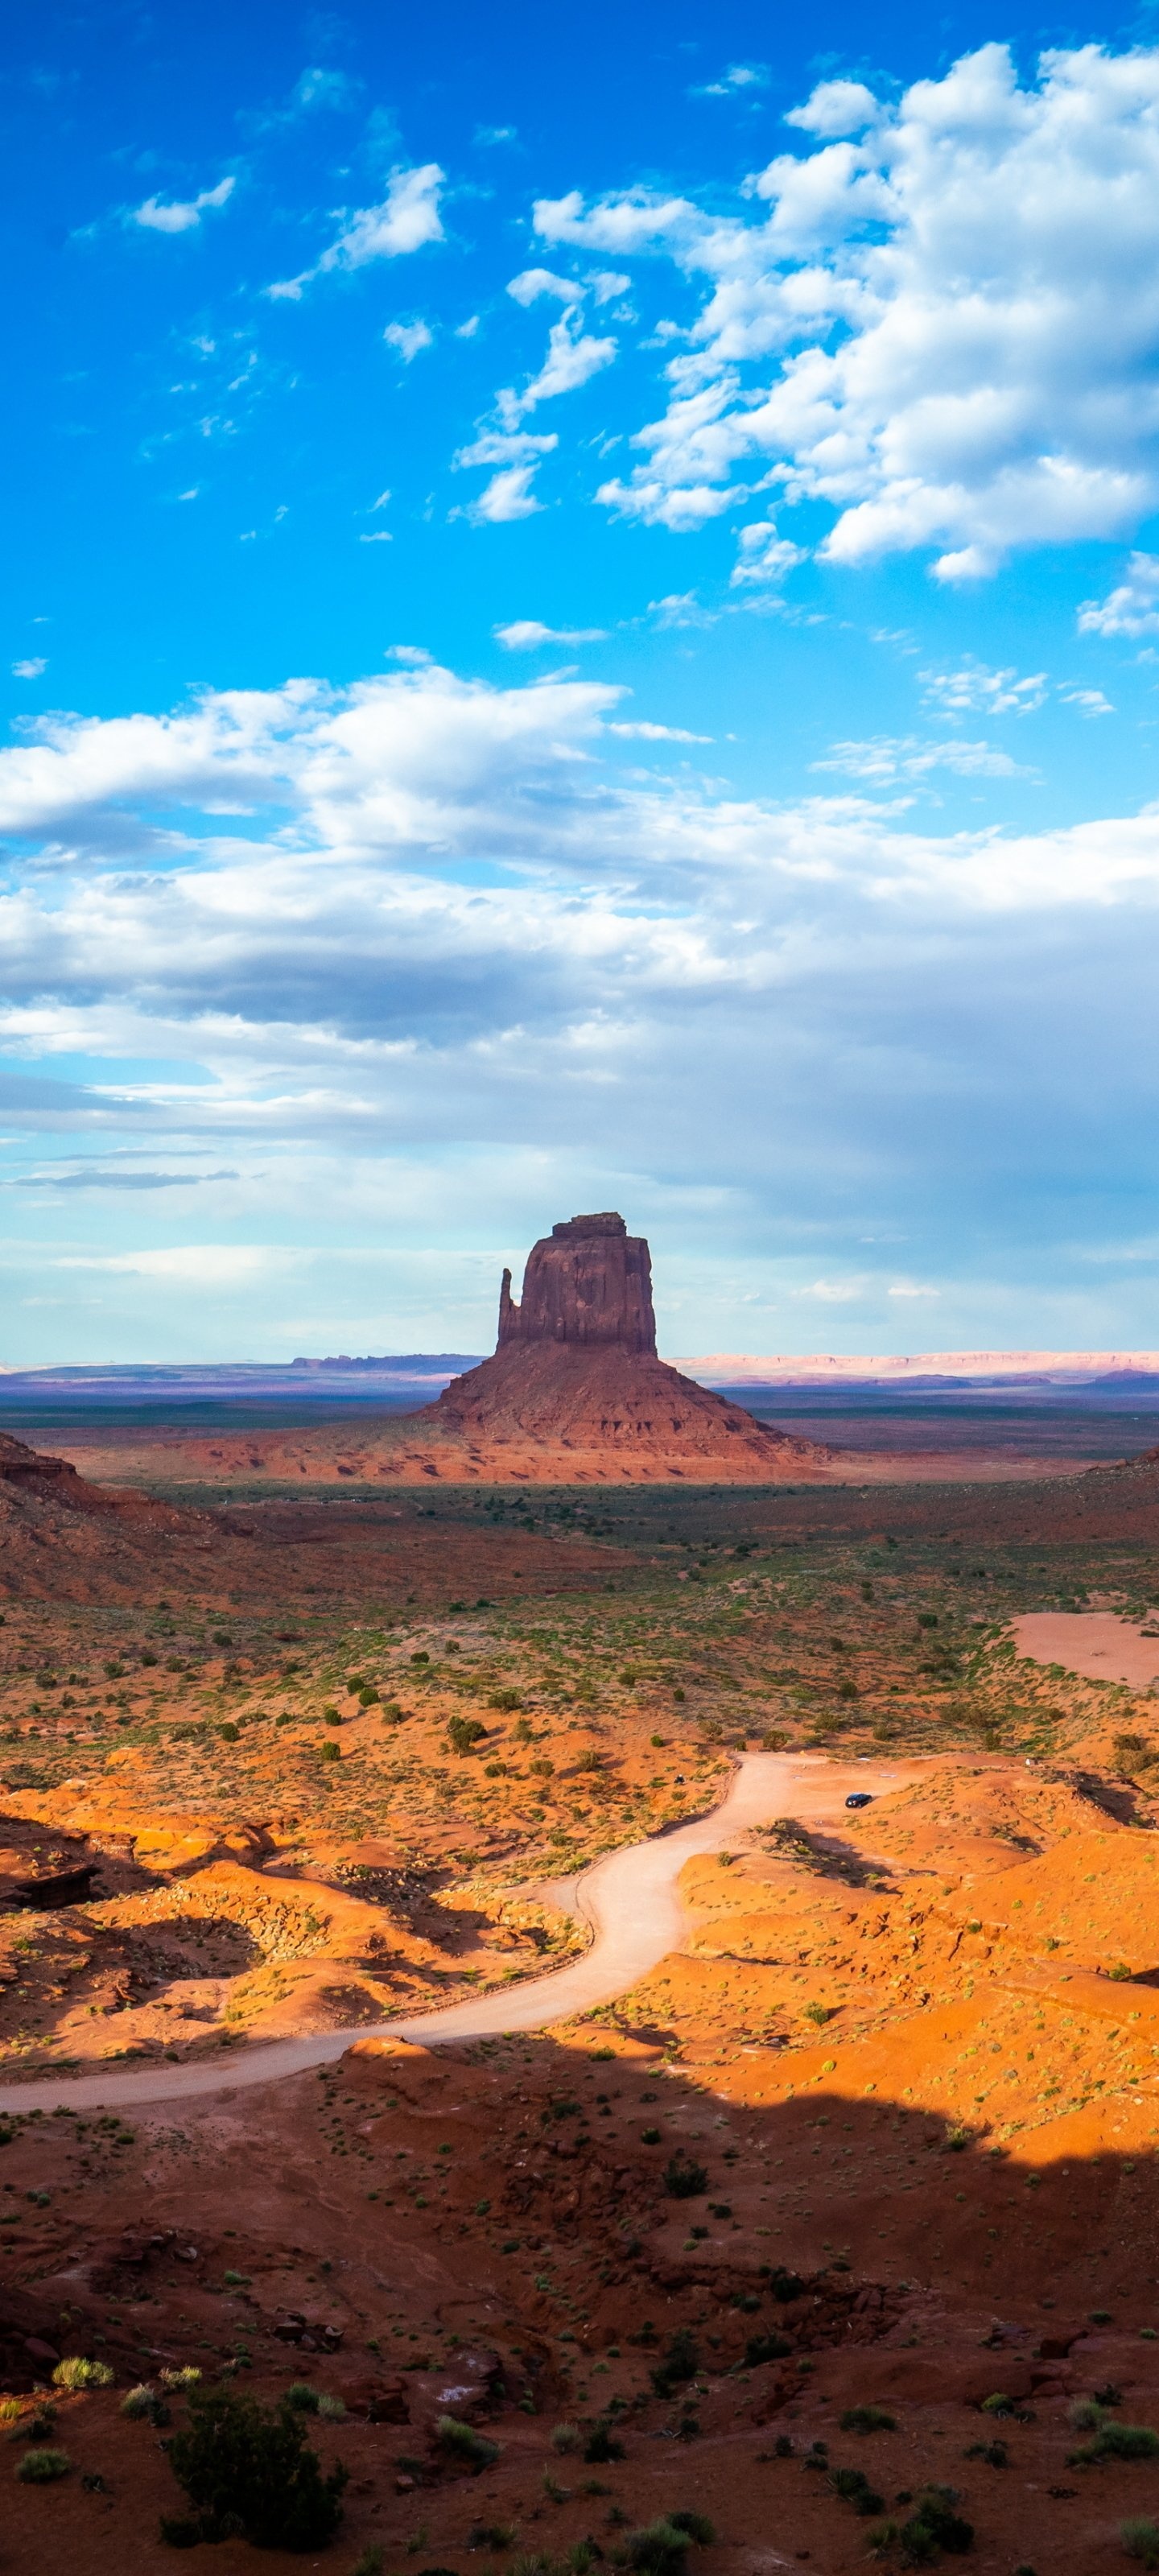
(497, 1213, 656, 1356)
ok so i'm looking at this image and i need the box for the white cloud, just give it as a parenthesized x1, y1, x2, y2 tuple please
(888, 1280, 940, 1298)
(1058, 683, 1115, 716)
(383, 318, 433, 361)
(11, 658, 46, 679)
(815, 735, 1027, 782)
(56, 1245, 278, 1284)
(133, 175, 235, 234)
(920, 661, 1048, 717)
(7, 658, 1159, 1356)
(506, 267, 580, 307)
(731, 519, 806, 585)
(1079, 551, 1159, 635)
(608, 721, 711, 741)
(694, 63, 769, 98)
(502, 310, 617, 419)
(495, 621, 607, 649)
(542, 46, 1159, 574)
(597, 474, 736, 531)
(784, 78, 879, 137)
(468, 466, 545, 522)
(586, 270, 630, 303)
(267, 163, 443, 299)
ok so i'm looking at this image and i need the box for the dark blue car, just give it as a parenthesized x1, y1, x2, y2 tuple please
(845, 1790, 873, 1809)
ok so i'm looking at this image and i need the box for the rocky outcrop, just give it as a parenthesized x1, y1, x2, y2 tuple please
(497, 1213, 657, 1355)
(423, 1212, 829, 1480)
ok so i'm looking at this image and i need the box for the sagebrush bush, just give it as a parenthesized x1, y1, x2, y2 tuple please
(840, 2405, 896, 2434)
(551, 2422, 581, 2454)
(1123, 2519, 1159, 2567)
(16, 2448, 71, 2483)
(435, 2413, 500, 2468)
(52, 2355, 113, 2391)
(1072, 2422, 1159, 2464)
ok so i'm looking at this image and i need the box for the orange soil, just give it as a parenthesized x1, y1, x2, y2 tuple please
(1014, 1608, 1159, 1690)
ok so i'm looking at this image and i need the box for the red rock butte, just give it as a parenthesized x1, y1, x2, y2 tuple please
(421, 1212, 828, 1481)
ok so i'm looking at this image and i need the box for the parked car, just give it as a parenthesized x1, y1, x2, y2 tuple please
(845, 1790, 873, 1809)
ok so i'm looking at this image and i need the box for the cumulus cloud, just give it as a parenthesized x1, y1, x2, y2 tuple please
(6, 658, 1159, 1352)
(268, 163, 443, 299)
(133, 175, 234, 234)
(731, 519, 806, 585)
(1079, 551, 1159, 635)
(383, 318, 433, 361)
(507, 267, 580, 306)
(11, 658, 46, 679)
(467, 465, 545, 522)
(538, 45, 1159, 575)
(694, 62, 769, 98)
(608, 721, 711, 741)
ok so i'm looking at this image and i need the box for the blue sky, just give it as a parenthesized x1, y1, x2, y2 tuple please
(2, 0, 1159, 1363)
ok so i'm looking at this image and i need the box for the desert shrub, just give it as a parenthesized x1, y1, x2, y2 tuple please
(448, 1715, 487, 1757)
(663, 2155, 707, 2199)
(468, 2526, 514, 2552)
(743, 2331, 792, 2369)
(767, 2266, 805, 2301)
(551, 2423, 582, 2454)
(16, 2448, 71, 2482)
(285, 2383, 320, 2413)
(1071, 2421, 1159, 2464)
(52, 2355, 114, 2390)
(980, 2392, 1013, 2416)
(803, 2000, 835, 2026)
(1068, 2396, 1105, 2431)
(324, 1707, 344, 1728)
(829, 2466, 885, 2515)
(584, 2419, 625, 2462)
(894, 2487, 974, 2561)
(650, 2330, 699, 2399)
(489, 1689, 522, 1712)
(1123, 2520, 1159, 2567)
(218, 1721, 240, 1743)
(122, 2383, 169, 2423)
(351, 2550, 386, 2576)
(964, 2438, 1008, 2467)
(317, 2394, 345, 2421)
(165, 2384, 347, 2549)
(159, 2368, 201, 2392)
(0, 2400, 21, 2424)
(839, 2405, 895, 2434)
(435, 2413, 500, 2468)
(620, 2512, 713, 2576)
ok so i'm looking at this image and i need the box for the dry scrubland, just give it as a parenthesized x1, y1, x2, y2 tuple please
(5, 1455, 1159, 2567)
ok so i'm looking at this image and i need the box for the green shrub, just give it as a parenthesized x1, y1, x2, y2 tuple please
(668, 2512, 714, 2545)
(435, 2413, 500, 2468)
(895, 2487, 973, 2561)
(165, 2384, 347, 2549)
(650, 2330, 699, 2398)
(159, 2367, 201, 2392)
(122, 2383, 169, 2423)
(52, 2355, 114, 2390)
(767, 2267, 805, 2301)
(448, 1715, 487, 1757)
(285, 2383, 320, 2413)
(551, 2423, 582, 2454)
(829, 2466, 884, 2515)
(351, 2550, 386, 2576)
(320, 1740, 341, 1762)
(744, 2332, 792, 2369)
(16, 2448, 71, 2483)
(584, 2419, 625, 2462)
(1123, 2520, 1159, 2567)
(663, 2155, 707, 2199)
(489, 1689, 522, 1712)
(619, 2513, 713, 2576)
(839, 2405, 896, 2434)
(1072, 2422, 1159, 2464)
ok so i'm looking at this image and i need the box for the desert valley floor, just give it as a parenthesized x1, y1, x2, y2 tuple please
(2, 1428, 1159, 2570)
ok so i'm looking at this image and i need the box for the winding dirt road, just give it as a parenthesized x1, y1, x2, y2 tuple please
(0, 1752, 909, 2117)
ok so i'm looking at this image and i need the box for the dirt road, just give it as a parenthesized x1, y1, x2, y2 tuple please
(0, 1752, 909, 2116)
